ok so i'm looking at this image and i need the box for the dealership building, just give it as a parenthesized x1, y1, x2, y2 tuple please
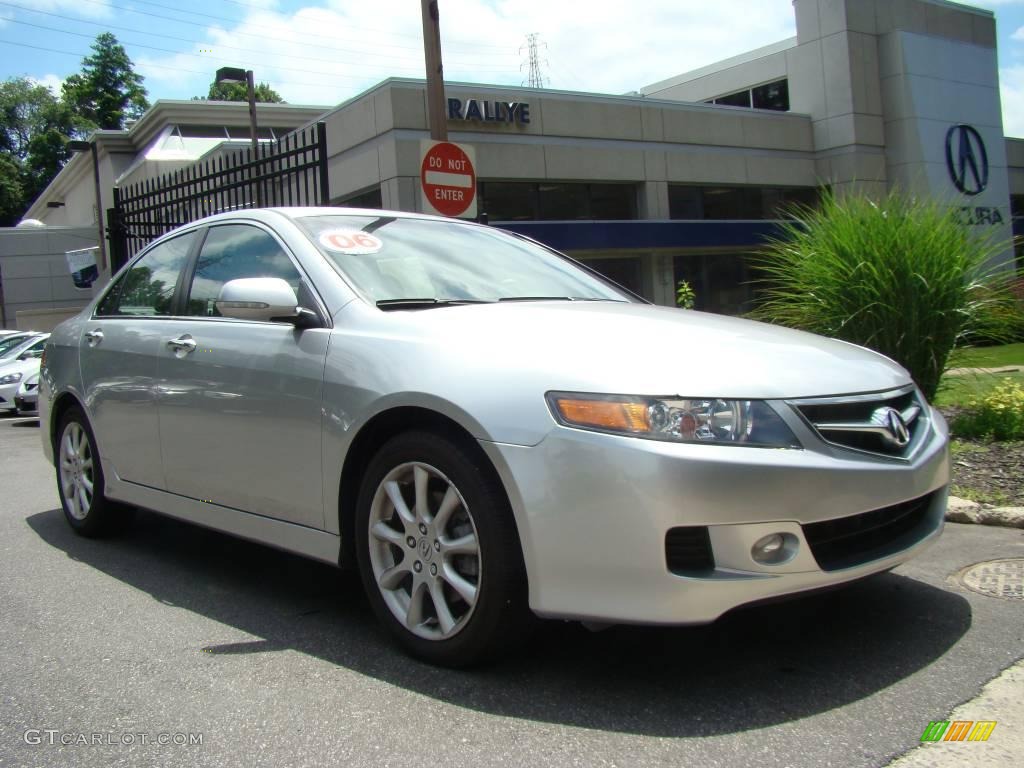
(5, 0, 1023, 327)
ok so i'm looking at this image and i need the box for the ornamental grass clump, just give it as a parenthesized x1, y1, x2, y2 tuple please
(750, 190, 1018, 401)
(952, 379, 1024, 441)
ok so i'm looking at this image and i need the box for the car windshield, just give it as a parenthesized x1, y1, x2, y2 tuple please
(0, 335, 39, 361)
(295, 214, 632, 306)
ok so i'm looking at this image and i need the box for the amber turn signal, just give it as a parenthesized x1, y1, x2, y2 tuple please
(553, 397, 650, 433)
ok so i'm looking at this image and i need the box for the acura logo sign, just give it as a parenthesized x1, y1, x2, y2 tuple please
(872, 407, 911, 449)
(945, 124, 988, 196)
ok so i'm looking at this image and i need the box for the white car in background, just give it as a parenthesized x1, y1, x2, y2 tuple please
(15, 372, 40, 416)
(0, 332, 42, 361)
(0, 334, 48, 413)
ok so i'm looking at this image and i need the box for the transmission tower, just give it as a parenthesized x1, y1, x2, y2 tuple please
(520, 33, 548, 88)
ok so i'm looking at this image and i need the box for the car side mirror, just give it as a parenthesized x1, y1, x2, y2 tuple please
(215, 278, 319, 327)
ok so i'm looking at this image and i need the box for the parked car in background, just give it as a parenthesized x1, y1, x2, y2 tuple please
(0, 335, 46, 413)
(39, 208, 949, 667)
(14, 372, 39, 416)
(0, 332, 41, 361)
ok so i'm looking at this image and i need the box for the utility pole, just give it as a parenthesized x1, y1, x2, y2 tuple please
(420, 0, 448, 141)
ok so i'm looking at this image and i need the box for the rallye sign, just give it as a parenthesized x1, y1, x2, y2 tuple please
(447, 97, 530, 125)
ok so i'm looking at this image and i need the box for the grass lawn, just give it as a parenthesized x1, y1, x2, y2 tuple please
(934, 369, 1023, 407)
(946, 342, 1024, 369)
(935, 343, 1024, 407)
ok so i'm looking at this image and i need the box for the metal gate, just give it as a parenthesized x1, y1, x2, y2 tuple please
(106, 121, 329, 271)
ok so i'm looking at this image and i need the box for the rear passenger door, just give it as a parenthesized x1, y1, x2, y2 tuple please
(156, 223, 330, 529)
(79, 231, 197, 490)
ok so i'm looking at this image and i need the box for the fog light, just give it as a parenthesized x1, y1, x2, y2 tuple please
(751, 532, 797, 565)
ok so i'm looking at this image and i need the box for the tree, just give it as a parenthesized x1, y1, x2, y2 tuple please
(195, 80, 284, 103)
(0, 154, 24, 226)
(0, 76, 88, 222)
(63, 33, 149, 130)
(750, 190, 1017, 400)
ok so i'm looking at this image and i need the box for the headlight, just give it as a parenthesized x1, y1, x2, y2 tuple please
(546, 392, 800, 448)
(0, 372, 23, 385)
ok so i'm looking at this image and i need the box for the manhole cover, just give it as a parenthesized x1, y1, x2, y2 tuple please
(957, 559, 1024, 600)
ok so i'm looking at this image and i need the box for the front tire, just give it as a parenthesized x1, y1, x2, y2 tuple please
(55, 407, 133, 537)
(355, 431, 531, 667)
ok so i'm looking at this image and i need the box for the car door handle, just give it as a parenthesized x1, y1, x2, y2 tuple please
(84, 329, 103, 347)
(166, 335, 197, 356)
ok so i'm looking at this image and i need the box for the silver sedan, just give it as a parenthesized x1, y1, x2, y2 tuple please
(39, 208, 949, 666)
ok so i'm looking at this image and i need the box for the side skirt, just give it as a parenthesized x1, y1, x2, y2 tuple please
(105, 474, 341, 566)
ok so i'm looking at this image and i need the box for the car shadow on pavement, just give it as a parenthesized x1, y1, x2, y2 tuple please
(26, 506, 972, 738)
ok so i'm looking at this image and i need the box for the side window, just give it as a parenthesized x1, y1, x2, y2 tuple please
(186, 224, 302, 317)
(97, 232, 196, 317)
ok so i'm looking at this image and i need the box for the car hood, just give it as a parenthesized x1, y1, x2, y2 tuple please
(373, 301, 913, 400)
(0, 357, 41, 378)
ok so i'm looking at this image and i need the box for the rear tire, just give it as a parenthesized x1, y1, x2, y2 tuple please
(355, 431, 531, 667)
(55, 407, 133, 537)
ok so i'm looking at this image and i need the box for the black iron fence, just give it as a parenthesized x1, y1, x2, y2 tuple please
(107, 121, 329, 270)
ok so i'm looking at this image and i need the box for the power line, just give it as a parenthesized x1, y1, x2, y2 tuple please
(0, 10, 519, 73)
(0, 39, 358, 90)
(71, 0, 518, 56)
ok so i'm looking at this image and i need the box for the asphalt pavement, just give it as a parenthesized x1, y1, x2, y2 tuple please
(0, 413, 1021, 768)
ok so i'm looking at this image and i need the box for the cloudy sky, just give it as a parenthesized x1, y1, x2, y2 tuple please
(2, 0, 1024, 135)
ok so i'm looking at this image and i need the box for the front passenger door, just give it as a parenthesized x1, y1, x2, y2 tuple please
(156, 223, 329, 529)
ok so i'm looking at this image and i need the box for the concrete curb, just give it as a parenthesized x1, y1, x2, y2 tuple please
(946, 496, 1024, 529)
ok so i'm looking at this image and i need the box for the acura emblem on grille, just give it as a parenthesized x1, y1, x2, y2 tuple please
(807, 394, 921, 455)
(874, 407, 911, 448)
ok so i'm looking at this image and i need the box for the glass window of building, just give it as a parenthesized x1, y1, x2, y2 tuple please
(334, 187, 383, 209)
(580, 257, 645, 299)
(1011, 194, 1024, 218)
(714, 90, 752, 108)
(669, 185, 820, 220)
(674, 253, 758, 315)
(752, 80, 789, 111)
(478, 182, 637, 221)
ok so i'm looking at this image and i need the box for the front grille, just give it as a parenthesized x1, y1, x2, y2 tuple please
(665, 526, 714, 575)
(802, 490, 938, 571)
(794, 388, 925, 458)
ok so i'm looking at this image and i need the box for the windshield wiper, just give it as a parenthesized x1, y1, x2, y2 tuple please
(497, 296, 626, 303)
(375, 298, 492, 311)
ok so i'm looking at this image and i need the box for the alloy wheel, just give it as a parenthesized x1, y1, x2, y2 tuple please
(367, 461, 481, 641)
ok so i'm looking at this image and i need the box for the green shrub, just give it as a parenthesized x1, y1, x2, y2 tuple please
(952, 378, 1024, 441)
(675, 279, 695, 309)
(750, 189, 1018, 400)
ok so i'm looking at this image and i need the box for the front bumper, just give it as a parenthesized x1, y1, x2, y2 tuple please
(480, 407, 949, 625)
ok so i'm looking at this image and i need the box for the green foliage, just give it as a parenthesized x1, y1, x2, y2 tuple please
(63, 33, 149, 130)
(952, 378, 1024, 441)
(197, 80, 284, 103)
(750, 189, 1018, 401)
(675, 279, 695, 309)
(0, 76, 89, 222)
(0, 153, 24, 226)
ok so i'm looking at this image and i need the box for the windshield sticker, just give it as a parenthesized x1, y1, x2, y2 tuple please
(318, 230, 383, 255)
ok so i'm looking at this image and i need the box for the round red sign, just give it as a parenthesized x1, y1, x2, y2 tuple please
(420, 142, 476, 218)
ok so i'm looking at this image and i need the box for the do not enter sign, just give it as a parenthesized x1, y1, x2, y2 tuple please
(420, 140, 477, 218)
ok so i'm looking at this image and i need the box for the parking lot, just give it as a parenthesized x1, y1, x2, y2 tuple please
(1, 412, 1022, 768)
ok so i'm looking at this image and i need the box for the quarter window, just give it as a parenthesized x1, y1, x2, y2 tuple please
(186, 225, 302, 317)
(97, 231, 196, 316)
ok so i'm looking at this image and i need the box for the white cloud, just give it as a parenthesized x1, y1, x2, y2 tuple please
(136, 0, 797, 105)
(999, 65, 1024, 136)
(29, 74, 65, 96)
(30, 0, 112, 18)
